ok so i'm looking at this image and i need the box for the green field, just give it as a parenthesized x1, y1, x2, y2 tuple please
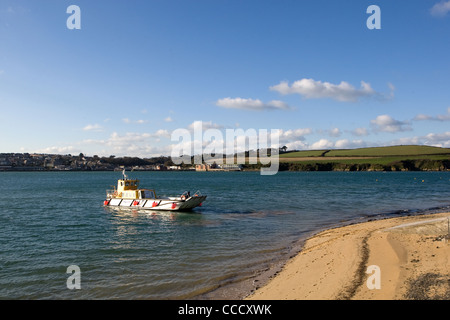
(281, 145, 450, 159)
(276, 145, 450, 171)
(325, 145, 450, 157)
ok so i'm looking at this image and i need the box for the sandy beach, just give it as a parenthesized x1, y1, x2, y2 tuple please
(246, 212, 450, 300)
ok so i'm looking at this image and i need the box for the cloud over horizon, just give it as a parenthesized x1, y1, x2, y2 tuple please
(370, 115, 412, 133)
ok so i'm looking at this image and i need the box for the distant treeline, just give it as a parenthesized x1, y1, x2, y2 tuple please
(244, 159, 450, 172)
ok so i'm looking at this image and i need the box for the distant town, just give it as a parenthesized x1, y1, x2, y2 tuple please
(0, 153, 243, 172)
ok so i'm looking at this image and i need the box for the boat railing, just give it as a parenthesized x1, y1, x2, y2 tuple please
(106, 189, 116, 198)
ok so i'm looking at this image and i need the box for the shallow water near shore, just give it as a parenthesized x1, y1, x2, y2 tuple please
(1, 171, 449, 299)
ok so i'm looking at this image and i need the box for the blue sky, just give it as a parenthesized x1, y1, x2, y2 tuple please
(1, 0, 450, 157)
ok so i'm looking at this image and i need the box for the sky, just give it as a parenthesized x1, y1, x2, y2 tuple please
(1, 0, 450, 157)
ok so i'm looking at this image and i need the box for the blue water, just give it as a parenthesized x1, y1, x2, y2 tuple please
(1, 171, 449, 299)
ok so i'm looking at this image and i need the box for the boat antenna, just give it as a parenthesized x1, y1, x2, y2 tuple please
(122, 168, 128, 180)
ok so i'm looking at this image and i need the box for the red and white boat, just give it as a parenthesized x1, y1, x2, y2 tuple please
(103, 172, 206, 211)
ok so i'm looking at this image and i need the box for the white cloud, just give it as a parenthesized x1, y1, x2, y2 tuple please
(328, 128, 342, 137)
(165, 116, 173, 122)
(310, 139, 335, 150)
(216, 97, 292, 111)
(389, 132, 450, 148)
(78, 130, 173, 157)
(123, 118, 148, 124)
(351, 127, 369, 137)
(106, 132, 151, 146)
(36, 145, 80, 154)
(82, 124, 103, 132)
(280, 128, 312, 141)
(153, 129, 170, 138)
(307, 138, 368, 150)
(413, 114, 432, 121)
(430, 1, 450, 17)
(370, 115, 411, 133)
(423, 131, 450, 147)
(413, 107, 450, 121)
(270, 78, 388, 102)
(270, 128, 313, 150)
(334, 139, 367, 149)
(188, 120, 224, 132)
(285, 140, 309, 150)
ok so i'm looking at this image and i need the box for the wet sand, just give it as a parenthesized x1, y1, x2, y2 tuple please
(246, 212, 450, 300)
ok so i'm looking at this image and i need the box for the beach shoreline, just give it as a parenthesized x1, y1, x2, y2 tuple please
(244, 211, 450, 300)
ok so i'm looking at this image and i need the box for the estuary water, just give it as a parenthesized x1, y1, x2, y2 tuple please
(1, 171, 449, 299)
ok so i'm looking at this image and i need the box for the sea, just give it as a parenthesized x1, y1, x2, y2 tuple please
(1, 171, 449, 299)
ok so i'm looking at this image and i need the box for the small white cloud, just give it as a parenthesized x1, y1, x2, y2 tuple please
(82, 124, 103, 131)
(423, 131, 450, 147)
(430, 1, 450, 17)
(334, 139, 367, 149)
(351, 127, 369, 137)
(36, 145, 80, 154)
(413, 114, 432, 121)
(413, 107, 450, 121)
(188, 120, 224, 132)
(165, 116, 173, 122)
(270, 78, 382, 102)
(328, 128, 342, 137)
(280, 128, 312, 141)
(152, 129, 170, 138)
(370, 115, 412, 133)
(80, 131, 174, 157)
(123, 118, 147, 124)
(216, 97, 292, 111)
(389, 131, 450, 148)
(310, 139, 335, 150)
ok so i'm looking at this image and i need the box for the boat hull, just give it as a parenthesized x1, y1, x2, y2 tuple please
(103, 195, 206, 211)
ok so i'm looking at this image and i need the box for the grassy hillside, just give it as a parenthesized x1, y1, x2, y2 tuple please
(325, 145, 450, 157)
(274, 145, 450, 171)
(280, 145, 450, 158)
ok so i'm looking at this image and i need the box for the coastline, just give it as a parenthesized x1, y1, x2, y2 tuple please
(245, 211, 450, 300)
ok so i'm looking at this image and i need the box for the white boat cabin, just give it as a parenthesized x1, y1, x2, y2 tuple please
(109, 178, 156, 200)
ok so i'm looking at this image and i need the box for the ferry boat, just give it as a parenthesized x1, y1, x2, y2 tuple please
(103, 171, 206, 211)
